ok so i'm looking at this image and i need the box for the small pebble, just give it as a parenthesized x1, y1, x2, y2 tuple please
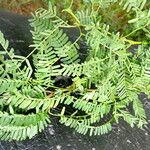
(56, 145, 62, 150)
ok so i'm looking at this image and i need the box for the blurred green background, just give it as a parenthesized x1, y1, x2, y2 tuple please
(0, 0, 82, 16)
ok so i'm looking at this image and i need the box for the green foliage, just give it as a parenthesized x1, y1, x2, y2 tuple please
(0, 112, 50, 141)
(0, 0, 150, 141)
(0, 31, 51, 140)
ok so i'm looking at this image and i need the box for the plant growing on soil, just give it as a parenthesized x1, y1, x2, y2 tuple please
(0, 0, 150, 141)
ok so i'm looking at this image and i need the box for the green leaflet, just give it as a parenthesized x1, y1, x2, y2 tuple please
(0, 0, 150, 141)
(0, 112, 50, 141)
